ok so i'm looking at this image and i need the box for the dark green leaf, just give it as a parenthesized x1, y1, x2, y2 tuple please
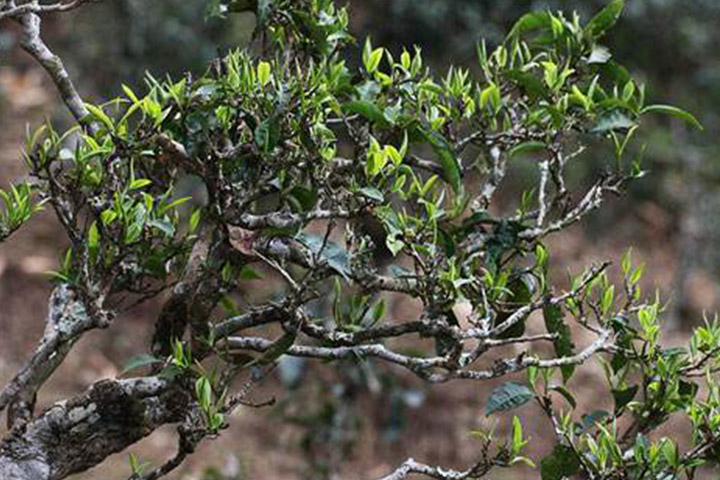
(662, 347, 688, 358)
(597, 60, 631, 86)
(678, 380, 699, 402)
(506, 69, 549, 101)
(508, 11, 552, 39)
(585, 0, 625, 40)
(437, 227, 456, 257)
(418, 128, 462, 194)
(240, 265, 264, 280)
(550, 385, 577, 409)
(246, 330, 297, 367)
(485, 220, 523, 274)
(254, 116, 281, 153)
(296, 233, 351, 280)
(610, 351, 628, 372)
(160, 364, 184, 380)
(459, 210, 494, 236)
(288, 186, 318, 213)
(148, 219, 175, 237)
(543, 302, 575, 383)
(342, 100, 390, 127)
(541, 444, 582, 480)
(485, 382, 534, 416)
(205, 0, 227, 19)
(494, 273, 536, 339)
(612, 385, 638, 412)
(509, 141, 547, 159)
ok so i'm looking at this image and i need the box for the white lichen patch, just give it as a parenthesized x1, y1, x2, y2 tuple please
(66, 403, 97, 425)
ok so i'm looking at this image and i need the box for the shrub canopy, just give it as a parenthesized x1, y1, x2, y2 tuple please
(0, 1, 715, 479)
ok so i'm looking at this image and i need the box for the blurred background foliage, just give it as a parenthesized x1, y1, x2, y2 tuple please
(1, 1, 719, 478)
(52, 1, 255, 95)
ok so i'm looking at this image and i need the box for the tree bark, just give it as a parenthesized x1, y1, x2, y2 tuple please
(0, 378, 189, 480)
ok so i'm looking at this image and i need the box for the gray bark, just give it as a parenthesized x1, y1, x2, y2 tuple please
(0, 378, 189, 480)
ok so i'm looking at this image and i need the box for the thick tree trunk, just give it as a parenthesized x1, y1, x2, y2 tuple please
(0, 378, 189, 480)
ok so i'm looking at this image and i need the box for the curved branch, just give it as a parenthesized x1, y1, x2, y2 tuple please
(236, 208, 354, 231)
(13, 8, 89, 123)
(225, 336, 446, 373)
(376, 458, 483, 480)
(0, 0, 95, 20)
(0, 285, 102, 427)
(225, 326, 612, 384)
(0, 377, 189, 480)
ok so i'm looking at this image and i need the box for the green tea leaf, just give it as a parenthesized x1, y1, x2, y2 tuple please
(257, 61, 272, 87)
(591, 110, 635, 135)
(129, 178, 152, 191)
(543, 302, 575, 382)
(585, 0, 625, 40)
(255, 116, 281, 153)
(343, 100, 390, 127)
(611, 385, 638, 412)
(122, 354, 162, 374)
(508, 11, 552, 39)
(296, 233, 351, 280)
(246, 330, 297, 366)
(506, 69, 549, 101)
(419, 128, 462, 195)
(541, 444, 581, 480)
(576, 410, 610, 434)
(485, 382, 534, 416)
(359, 187, 385, 203)
(509, 141, 546, 159)
(84, 103, 115, 132)
(240, 265, 264, 280)
(641, 104, 703, 130)
(550, 385, 577, 409)
(195, 376, 213, 410)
